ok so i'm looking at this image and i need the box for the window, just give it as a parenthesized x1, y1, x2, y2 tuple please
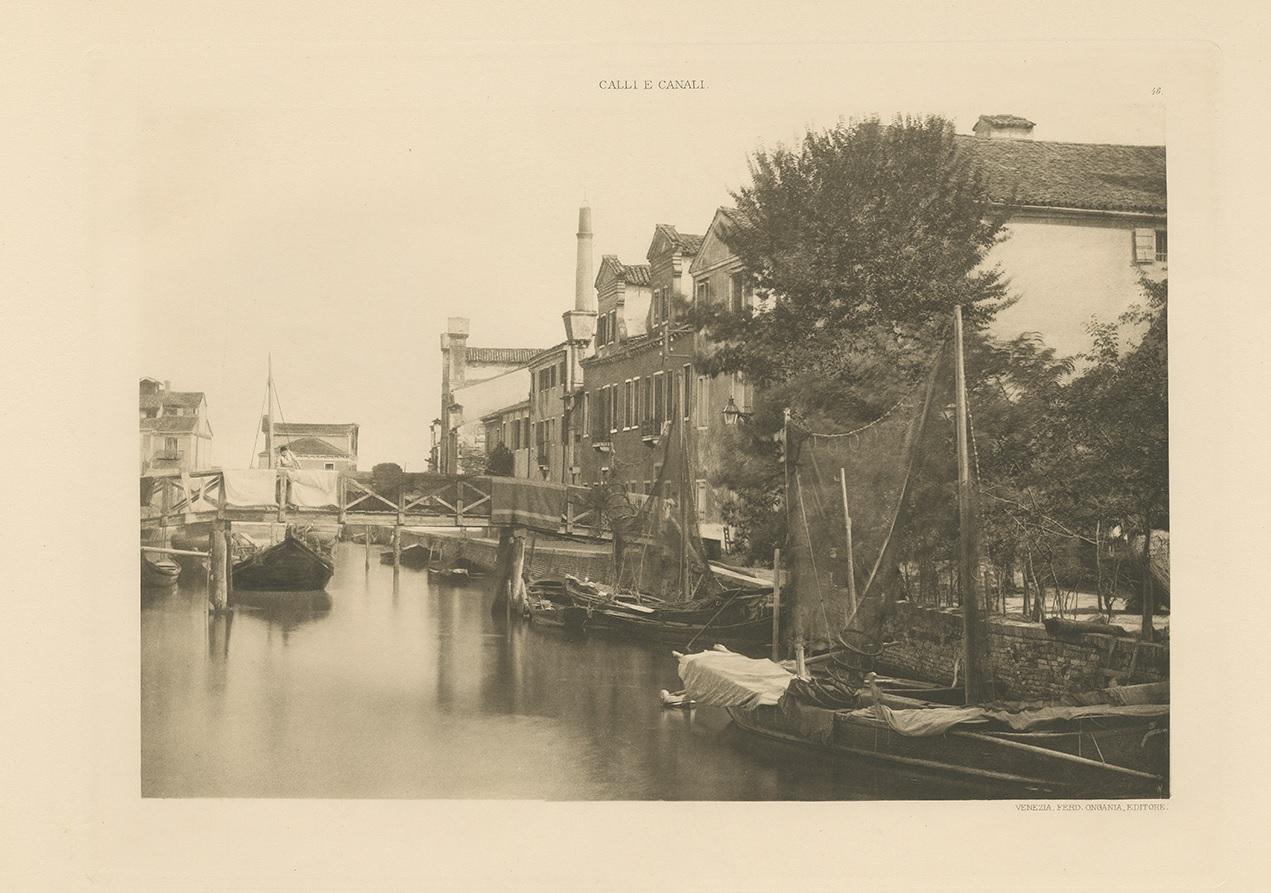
(325, 462, 335, 471)
(696, 480, 709, 523)
(1132, 227, 1158, 264)
(695, 279, 710, 305)
(631, 377, 641, 426)
(729, 272, 750, 312)
(164, 437, 178, 451)
(596, 314, 607, 347)
(609, 384, 619, 433)
(642, 377, 653, 424)
(653, 288, 664, 324)
(667, 370, 678, 419)
(559, 360, 567, 386)
(695, 374, 709, 426)
(1155, 229, 1167, 262)
(683, 365, 693, 421)
(581, 392, 589, 438)
(653, 372, 665, 424)
(608, 310, 618, 344)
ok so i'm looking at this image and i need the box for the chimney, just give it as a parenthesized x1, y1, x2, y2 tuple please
(575, 202, 595, 312)
(972, 114, 1036, 140)
(563, 201, 598, 346)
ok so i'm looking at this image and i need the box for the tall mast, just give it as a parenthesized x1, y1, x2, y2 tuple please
(953, 305, 981, 703)
(265, 354, 274, 469)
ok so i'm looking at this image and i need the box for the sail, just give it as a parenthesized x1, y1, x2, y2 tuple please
(785, 342, 957, 652)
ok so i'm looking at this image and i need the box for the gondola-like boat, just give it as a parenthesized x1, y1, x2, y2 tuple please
(428, 557, 486, 580)
(231, 528, 334, 592)
(141, 553, 182, 587)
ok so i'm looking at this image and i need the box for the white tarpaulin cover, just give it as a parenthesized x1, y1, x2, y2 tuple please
(222, 469, 279, 507)
(854, 701, 1170, 738)
(677, 647, 795, 708)
(286, 470, 340, 508)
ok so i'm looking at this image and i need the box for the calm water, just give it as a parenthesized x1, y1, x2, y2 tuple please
(142, 543, 971, 799)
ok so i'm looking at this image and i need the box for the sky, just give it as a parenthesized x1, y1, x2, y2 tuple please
(113, 41, 1169, 469)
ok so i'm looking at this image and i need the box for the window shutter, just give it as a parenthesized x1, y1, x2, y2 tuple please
(1132, 228, 1156, 264)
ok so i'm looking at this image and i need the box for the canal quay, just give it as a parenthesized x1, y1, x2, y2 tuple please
(142, 541, 972, 801)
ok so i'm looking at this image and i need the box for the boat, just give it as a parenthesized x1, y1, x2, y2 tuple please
(141, 552, 182, 587)
(428, 557, 486, 580)
(380, 542, 432, 569)
(231, 526, 334, 592)
(674, 305, 1169, 796)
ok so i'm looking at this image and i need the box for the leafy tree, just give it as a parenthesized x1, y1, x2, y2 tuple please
(371, 462, 403, 497)
(693, 116, 1013, 564)
(485, 443, 515, 476)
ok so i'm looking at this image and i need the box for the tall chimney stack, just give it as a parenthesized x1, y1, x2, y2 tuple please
(575, 202, 595, 312)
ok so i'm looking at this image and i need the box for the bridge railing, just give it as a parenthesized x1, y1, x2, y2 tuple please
(140, 469, 606, 538)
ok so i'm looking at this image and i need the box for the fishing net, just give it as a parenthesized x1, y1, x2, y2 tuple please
(606, 415, 722, 603)
(785, 340, 962, 655)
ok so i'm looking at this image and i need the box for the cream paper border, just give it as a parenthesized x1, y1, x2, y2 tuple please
(3, 3, 1262, 889)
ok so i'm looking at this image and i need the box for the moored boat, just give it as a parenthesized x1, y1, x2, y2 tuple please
(380, 542, 432, 569)
(141, 553, 182, 587)
(428, 557, 485, 580)
(231, 528, 334, 592)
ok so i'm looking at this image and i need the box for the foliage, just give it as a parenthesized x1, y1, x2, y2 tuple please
(371, 462, 403, 495)
(485, 443, 515, 476)
(694, 116, 1013, 563)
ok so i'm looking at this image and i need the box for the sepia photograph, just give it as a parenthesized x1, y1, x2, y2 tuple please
(134, 43, 1171, 804)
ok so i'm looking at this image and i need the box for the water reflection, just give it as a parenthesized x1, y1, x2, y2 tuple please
(142, 543, 978, 800)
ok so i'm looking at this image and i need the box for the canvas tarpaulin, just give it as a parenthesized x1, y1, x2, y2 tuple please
(222, 469, 279, 507)
(852, 700, 1170, 738)
(489, 477, 565, 530)
(676, 647, 794, 708)
(286, 470, 340, 508)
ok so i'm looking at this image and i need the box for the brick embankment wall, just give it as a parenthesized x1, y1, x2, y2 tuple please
(878, 602, 1170, 700)
(403, 530, 618, 586)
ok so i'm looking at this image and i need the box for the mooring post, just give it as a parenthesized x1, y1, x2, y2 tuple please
(364, 524, 371, 572)
(771, 547, 782, 662)
(209, 520, 228, 612)
(224, 520, 233, 596)
(393, 524, 402, 570)
(510, 529, 527, 614)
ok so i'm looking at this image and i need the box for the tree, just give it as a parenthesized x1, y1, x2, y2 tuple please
(692, 116, 1014, 562)
(485, 443, 515, 476)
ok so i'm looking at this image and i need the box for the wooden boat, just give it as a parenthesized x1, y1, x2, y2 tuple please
(231, 529, 334, 592)
(428, 557, 485, 580)
(380, 542, 432, 569)
(141, 553, 182, 587)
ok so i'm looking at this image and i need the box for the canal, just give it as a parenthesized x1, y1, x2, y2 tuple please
(142, 542, 970, 799)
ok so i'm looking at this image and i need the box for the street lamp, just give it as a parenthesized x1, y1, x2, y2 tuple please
(721, 396, 752, 425)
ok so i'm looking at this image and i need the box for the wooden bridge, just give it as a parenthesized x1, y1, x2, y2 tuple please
(141, 468, 604, 536)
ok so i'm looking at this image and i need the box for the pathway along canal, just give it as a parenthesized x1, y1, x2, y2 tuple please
(143, 542, 988, 799)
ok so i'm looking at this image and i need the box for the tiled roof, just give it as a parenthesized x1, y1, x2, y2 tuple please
(621, 264, 651, 285)
(653, 224, 703, 255)
(480, 400, 531, 422)
(957, 135, 1166, 214)
(277, 436, 350, 459)
(141, 416, 200, 434)
(976, 114, 1036, 129)
(465, 347, 543, 365)
(265, 421, 359, 436)
(139, 390, 204, 410)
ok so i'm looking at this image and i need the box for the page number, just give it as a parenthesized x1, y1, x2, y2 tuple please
(1151, 86, 1162, 95)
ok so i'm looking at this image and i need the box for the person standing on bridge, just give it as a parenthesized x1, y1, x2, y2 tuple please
(276, 443, 300, 469)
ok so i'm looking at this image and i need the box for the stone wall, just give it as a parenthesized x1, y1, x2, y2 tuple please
(878, 601, 1169, 700)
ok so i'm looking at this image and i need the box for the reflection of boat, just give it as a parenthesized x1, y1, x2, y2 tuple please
(231, 588, 334, 612)
(428, 557, 485, 580)
(380, 542, 432, 568)
(232, 528, 334, 592)
(141, 553, 182, 587)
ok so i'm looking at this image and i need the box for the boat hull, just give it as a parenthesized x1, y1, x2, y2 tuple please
(727, 702, 1168, 797)
(231, 537, 334, 592)
(141, 555, 182, 587)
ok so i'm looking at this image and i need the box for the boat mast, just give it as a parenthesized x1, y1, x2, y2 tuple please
(265, 354, 274, 469)
(953, 305, 981, 703)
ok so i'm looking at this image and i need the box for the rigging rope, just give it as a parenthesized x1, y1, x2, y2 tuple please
(248, 386, 267, 468)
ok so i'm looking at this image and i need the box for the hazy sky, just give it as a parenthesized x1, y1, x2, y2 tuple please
(114, 42, 1168, 469)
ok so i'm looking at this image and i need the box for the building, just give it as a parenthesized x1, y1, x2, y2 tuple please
(139, 377, 213, 472)
(438, 317, 540, 474)
(259, 421, 360, 471)
(481, 400, 531, 477)
(959, 115, 1167, 357)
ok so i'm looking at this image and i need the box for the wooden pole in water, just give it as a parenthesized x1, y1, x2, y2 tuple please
(364, 524, 371, 572)
(783, 408, 806, 678)
(510, 529, 527, 613)
(771, 547, 782, 662)
(954, 304, 981, 704)
(209, 521, 228, 612)
(839, 467, 857, 617)
(224, 520, 233, 597)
